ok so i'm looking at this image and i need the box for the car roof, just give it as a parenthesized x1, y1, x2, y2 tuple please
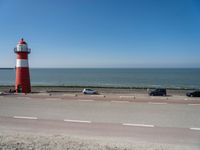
(85, 88, 94, 91)
(154, 88, 166, 90)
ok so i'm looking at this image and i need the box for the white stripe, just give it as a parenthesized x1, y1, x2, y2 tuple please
(16, 59, 29, 67)
(13, 116, 37, 120)
(77, 99, 94, 102)
(188, 104, 200, 106)
(111, 101, 129, 103)
(90, 95, 105, 97)
(148, 102, 167, 105)
(45, 98, 61, 101)
(64, 119, 91, 123)
(120, 96, 135, 98)
(123, 123, 154, 127)
(63, 94, 77, 97)
(190, 128, 200, 131)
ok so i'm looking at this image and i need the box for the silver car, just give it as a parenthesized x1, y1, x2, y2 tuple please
(82, 88, 98, 94)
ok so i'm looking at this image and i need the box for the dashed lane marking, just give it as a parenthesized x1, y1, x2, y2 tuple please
(188, 104, 200, 106)
(64, 119, 91, 123)
(44, 98, 62, 101)
(123, 123, 154, 128)
(77, 99, 94, 102)
(90, 95, 105, 97)
(13, 116, 38, 120)
(111, 101, 130, 103)
(190, 128, 200, 131)
(148, 102, 167, 105)
(120, 96, 135, 98)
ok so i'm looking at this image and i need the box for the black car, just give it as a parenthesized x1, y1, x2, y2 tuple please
(148, 88, 167, 96)
(186, 91, 200, 97)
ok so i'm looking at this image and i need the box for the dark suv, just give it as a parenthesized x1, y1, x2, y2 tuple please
(186, 91, 200, 97)
(148, 88, 167, 96)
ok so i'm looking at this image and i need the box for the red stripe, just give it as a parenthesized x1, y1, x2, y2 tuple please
(15, 68, 31, 93)
(16, 53, 28, 59)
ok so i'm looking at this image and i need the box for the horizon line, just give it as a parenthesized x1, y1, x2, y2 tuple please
(1, 67, 200, 69)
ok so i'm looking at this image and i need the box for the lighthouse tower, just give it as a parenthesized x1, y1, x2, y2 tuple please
(14, 38, 31, 93)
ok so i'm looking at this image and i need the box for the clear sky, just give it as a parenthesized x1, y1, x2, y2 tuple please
(0, 0, 200, 68)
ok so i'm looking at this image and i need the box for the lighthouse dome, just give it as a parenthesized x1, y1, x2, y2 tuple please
(19, 38, 27, 45)
(14, 38, 31, 53)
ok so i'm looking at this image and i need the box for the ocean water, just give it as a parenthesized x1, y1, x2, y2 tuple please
(0, 68, 200, 89)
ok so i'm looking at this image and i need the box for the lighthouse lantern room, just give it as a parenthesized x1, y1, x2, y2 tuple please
(14, 38, 31, 93)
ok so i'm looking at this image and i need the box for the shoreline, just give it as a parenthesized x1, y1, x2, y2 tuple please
(0, 85, 199, 90)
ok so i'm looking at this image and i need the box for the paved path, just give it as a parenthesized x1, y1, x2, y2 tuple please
(0, 96, 200, 148)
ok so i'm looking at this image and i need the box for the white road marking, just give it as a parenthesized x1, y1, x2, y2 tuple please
(123, 123, 154, 128)
(190, 128, 200, 131)
(13, 116, 38, 120)
(120, 96, 135, 98)
(148, 102, 167, 105)
(64, 119, 91, 123)
(111, 101, 129, 103)
(188, 104, 200, 106)
(77, 99, 94, 102)
(90, 95, 105, 97)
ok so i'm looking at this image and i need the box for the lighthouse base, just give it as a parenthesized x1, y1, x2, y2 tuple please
(15, 68, 31, 93)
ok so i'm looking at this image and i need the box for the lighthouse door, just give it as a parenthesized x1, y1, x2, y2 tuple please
(17, 85, 22, 93)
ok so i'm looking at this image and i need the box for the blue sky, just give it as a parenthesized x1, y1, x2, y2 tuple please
(0, 0, 200, 68)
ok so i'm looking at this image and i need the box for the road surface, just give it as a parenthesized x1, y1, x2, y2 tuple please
(0, 95, 200, 149)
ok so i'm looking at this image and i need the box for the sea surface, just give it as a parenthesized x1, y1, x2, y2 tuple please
(0, 68, 200, 89)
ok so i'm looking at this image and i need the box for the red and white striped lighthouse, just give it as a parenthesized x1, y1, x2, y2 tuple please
(14, 38, 31, 93)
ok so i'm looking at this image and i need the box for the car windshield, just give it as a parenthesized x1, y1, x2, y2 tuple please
(86, 89, 93, 91)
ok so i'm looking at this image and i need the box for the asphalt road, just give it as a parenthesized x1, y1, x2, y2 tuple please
(0, 95, 200, 148)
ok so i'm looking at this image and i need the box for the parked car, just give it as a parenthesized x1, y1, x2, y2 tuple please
(148, 88, 167, 96)
(82, 88, 98, 94)
(186, 91, 200, 97)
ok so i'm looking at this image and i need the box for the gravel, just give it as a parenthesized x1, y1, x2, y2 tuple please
(0, 132, 195, 150)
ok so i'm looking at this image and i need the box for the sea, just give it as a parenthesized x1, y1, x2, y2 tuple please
(0, 68, 200, 89)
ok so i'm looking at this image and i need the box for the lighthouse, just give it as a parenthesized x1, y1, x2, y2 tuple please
(14, 38, 31, 93)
